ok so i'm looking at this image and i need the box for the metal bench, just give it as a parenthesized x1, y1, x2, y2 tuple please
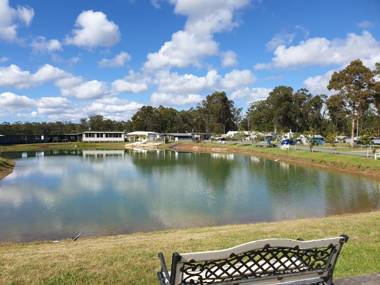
(157, 235, 348, 285)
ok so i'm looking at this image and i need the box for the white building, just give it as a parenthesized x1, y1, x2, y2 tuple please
(82, 131, 125, 142)
(126, 131, 160, 142)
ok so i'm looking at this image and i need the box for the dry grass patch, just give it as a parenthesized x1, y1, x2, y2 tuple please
(0, 211, 379, 284)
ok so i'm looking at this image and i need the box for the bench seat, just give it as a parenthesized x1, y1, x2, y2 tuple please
(157, 235, 348, 285)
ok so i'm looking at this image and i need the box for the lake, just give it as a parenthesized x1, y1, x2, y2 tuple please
(0, 149, 379, 242)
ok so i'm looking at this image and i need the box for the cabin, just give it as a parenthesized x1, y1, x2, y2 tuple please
(126, 131, 160, 142)
(82, 131, 125, 142)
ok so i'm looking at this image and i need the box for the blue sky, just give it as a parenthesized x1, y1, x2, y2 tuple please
(1, 0, 379, 122)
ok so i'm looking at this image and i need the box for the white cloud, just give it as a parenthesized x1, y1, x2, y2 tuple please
(59, 79, 109, 99)
(144, 0, 249, 70)
(303, 70, 335, 95)
(0, 64, 32, 88)
(155, 69, 219, 94)
(0, 64, 67, 88)
(111, 71, 149, 93)
(150, 0, 162, 8)
(266, 32, 295, 51)
(0, 63, 114, 100)
(85, 97, 143, 120)
(98, 52, 130, 68)
(36, 97, 71, 115)
(357, 20, 374, 30)
(266, 26, 309, 51)
(0, 0, 34, 42)
(221, 50, 237, 67)
(16, 5, 34, 26)
(0, 91, 35, 109)
(33, 64, 66, 82)
(231, 87, 271, 103)
(256, 31, 380, 69)
(65, 10, 120, 48)
(220, 69, 255, 90)
(31, 36, 62, 53)
(154, 68, 254, 96)
(0, 56, 8, 63)
(151, 92, 202, 106)
(112, 80, 148, 93)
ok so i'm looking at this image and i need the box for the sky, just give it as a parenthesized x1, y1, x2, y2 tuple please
(0, 0, 380, 122)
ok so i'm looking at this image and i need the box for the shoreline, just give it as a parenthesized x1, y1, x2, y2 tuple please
(0, 211, 379, 284)
(0, 157, 15, 180)
(169, 142, 380, 179)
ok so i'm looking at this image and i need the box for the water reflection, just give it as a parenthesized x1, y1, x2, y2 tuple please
(0, 149, 379, 242)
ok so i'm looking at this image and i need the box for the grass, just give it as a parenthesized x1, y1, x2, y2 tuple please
(0, 211, 379, 284)
(170, 142, 380, 177)
(0, 142, 126, 153)
(0, 157, 14, 179)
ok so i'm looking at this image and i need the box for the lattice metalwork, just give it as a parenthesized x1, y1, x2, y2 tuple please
(179, 244, 336, 284)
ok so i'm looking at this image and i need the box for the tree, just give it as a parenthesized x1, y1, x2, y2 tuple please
(246, 100, 273, 132)
(198, 91, 240, 134)
(326, 94, 348, 133)
(328, 59, 375, 146)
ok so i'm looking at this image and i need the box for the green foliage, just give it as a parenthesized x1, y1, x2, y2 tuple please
(246, 87, 326, 133)
(328, 59, 377, 146)
(325, 133, 337, 145)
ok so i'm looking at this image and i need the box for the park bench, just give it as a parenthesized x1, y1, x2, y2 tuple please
(157, 235, 348, 285)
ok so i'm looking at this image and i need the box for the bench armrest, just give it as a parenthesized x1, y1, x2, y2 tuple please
(158, 252, 170, 283)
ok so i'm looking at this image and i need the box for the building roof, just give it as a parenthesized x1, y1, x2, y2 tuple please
(83, 131, 124, 134)
(127, 131, 158, 136)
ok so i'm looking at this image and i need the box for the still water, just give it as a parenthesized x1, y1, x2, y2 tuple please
(0, 149, 379, 242)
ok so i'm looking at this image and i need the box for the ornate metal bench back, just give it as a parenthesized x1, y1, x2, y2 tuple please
(170, 235, 348, 285)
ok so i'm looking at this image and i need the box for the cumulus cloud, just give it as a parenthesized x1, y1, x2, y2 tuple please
(231, 87, 271, 103)
(151, 92, 202, 106)
(111, 71, 149, 93)
(144, 0, 249, 70)
(221, 50, 237, 67)
(0, 63, 115, 100)
(85, 97, 143, 120)
(255, 31, 380, 70)
(36, 97, 71, 115)
(98, 52, 130, 68)
(58, 79, 109, 99)
(0, 64, 65, 88)
(65, 10, 120, 48)
(0, 0, 34, 42)
(303, 70, 335, 95)
(154, 68, 255, 95)
(31, 36, 62, 53)
(155, 69, 219, 94)
(220, 69, 255, 90)
(0, 91, 35, 110)
(112, 80, 148, 93)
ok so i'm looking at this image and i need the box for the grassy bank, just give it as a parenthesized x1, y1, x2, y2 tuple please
(0, 157, 14, 179)
(0, 142, 126, 153)
(0, 211, 379, 284)
(170, 142, 380, 178)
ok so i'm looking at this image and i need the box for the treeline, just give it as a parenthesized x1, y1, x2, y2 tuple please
(1, 60, 379, 143)
(0, 91, 241, 135)
(245, 60, 380, 146)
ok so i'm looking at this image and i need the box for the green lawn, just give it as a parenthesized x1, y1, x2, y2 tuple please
(172, 142, 380, 176)
(0, 211, 379, 284)
(0, 142, 126, 153)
